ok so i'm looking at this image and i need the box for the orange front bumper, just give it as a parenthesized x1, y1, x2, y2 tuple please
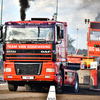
(3, 61, 58, 83)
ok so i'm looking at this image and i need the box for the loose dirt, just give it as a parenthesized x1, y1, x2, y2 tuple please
(0, 84, 100, 100)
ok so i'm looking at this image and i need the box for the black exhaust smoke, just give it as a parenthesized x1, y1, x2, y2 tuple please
(19, 0, 30, 21)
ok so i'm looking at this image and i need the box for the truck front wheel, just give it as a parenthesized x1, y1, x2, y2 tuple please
(56, 70, 62, 93)
(8, 82, 18, 91)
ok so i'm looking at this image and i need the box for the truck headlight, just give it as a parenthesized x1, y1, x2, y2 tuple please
(4, 68, 11, 72)
(46, 68, 55, 72)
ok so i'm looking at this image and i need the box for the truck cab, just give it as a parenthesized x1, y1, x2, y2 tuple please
(87, 21, 100, 56)
(0, 18, 79, 93)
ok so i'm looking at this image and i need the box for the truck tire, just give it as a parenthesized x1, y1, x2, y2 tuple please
(25, 84, 33, 91)
(71, 73, 79, 93)
(56, 70, 62, 93)
(8, 82, 18, 91)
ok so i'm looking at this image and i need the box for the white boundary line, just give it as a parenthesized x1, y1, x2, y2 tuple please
(47, 85, 56, 100)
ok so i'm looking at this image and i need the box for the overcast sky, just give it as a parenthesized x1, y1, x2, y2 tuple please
(1, 0, 100, 49)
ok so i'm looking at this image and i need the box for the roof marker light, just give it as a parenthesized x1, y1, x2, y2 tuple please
(5, 22, 18, 25)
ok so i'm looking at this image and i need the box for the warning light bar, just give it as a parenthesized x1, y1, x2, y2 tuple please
(85, 19, 90, 24)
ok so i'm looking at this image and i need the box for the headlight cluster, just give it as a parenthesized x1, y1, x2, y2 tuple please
(4, 68, 11, 72)
(46, 68, 55, 72)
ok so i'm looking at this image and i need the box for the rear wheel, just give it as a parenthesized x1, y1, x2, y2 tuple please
(56, 70, 62, 93)
(71, 73, 79, 93)
(8, 82, 18, 91)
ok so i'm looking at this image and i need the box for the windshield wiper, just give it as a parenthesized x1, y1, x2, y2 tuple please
(37, 39, 46, 41)
(21, 39, 46, 41)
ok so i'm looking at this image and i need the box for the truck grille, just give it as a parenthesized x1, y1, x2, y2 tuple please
(15, 63, 42, 75)
(6, 49, 52, 62)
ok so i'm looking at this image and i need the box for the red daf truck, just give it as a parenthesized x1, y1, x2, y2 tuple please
(0, 18, 79, 93)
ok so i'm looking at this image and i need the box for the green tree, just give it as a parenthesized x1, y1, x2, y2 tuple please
(67, 34, 87, 55)
(67, 34, 76, 54)
(67, 34, 75, 47)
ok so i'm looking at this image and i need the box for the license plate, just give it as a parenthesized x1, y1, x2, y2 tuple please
(22, 76, 34, 79)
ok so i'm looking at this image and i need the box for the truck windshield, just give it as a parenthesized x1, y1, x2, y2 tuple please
(5, 25, 54, 42)
(89, 30, 100, 41)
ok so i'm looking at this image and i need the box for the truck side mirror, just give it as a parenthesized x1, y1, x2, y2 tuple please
(57, 26, 64, 39)
(59, 30, 64, 39)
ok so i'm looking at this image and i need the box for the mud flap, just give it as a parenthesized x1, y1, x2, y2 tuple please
(90, 70, 97, 89)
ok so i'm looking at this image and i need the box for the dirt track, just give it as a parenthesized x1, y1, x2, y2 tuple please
(0, 71, 100, 100)
(0, 83, 100, 100)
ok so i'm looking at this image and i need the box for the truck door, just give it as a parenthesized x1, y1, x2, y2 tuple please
(56, 25, 66, 62)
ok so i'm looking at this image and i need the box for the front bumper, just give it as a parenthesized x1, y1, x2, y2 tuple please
(4, 74, 56, 82)
(3, 62, 58, 83)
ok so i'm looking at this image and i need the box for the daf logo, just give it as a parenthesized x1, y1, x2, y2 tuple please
(41, 50, 51, 53)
